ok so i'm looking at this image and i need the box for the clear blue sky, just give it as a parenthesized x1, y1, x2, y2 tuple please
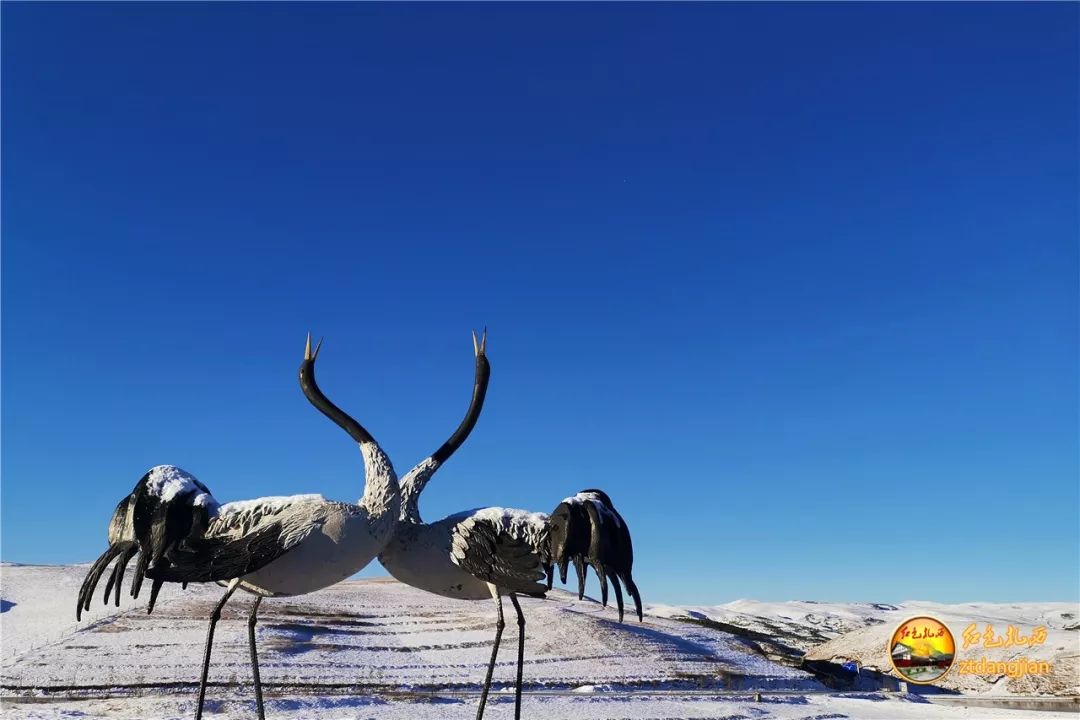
(3, 3, 1077, 605)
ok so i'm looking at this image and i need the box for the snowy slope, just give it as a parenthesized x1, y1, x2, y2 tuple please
(2, 565, 1076, 720)
(1, 562, 154, 662)
(648, 599, 901, 654)
(2, 565, 813, 693)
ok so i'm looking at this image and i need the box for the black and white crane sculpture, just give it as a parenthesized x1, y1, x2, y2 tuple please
(374, 332, 642, 720)
(76, 336, 400, 720)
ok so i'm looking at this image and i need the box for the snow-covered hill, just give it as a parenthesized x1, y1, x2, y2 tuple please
(1, 564, 1076, 719)
(2, 564, 814, 693)
(802, 602, 1078, 697)
(648, 598, 1079, 696)
(648, 599, 902, 656)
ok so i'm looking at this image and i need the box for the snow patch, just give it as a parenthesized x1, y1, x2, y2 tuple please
(144, 465, 208, 503)
(216, 494, 326, 515)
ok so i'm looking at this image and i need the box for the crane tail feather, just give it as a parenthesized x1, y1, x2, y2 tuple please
(102, 558, 120, 607)
(546, 489, 642, 621)
(595, 562, 609, 607)
(77, 466, 220, 622)
(130, 551, 150, 599)
(77, 543, 127, 621)
(83, 550, 116, 612)
(573, 556, 587, 600)
(115, 545, 139, 607)
(147, 578, 165, 614)
(621, 572, 643, 622)
(102, 545, 138, 607)
(610, 573, 625, 623)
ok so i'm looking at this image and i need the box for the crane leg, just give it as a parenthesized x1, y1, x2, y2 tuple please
(509, 593, 526, 720)
(475, 585, 505, 720)
(247, 596, 265, 720)
(194, 580, 240, 720)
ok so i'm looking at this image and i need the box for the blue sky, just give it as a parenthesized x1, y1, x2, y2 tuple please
(2, 3, 1077, 604)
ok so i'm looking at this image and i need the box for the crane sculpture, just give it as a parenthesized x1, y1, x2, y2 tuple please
(373, 332, 642, 720)
(76, 335, 400, 720)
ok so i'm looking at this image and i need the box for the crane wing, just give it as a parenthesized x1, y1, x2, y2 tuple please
(145, 495, 330, 583)
(547, 489, 642, 622)
(144, 521, 294, 584)
(449, 509, 549, 595)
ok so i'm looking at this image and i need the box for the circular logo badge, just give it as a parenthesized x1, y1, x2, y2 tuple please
(888, 616, 956, 684)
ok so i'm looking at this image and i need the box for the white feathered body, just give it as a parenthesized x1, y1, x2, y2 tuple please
(108, 448, 399, 599)
(207, 443, 399, 597)
(210, 494, 398, 597)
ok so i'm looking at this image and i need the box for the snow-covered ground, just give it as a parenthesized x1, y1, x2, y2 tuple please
(1, 563, 152, 662)
(1, 564, 1076, 720)
(8, 692, 1079, 720)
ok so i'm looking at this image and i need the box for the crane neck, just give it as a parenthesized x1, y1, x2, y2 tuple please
(358, 441, 400, 521)
(399, 456, 438, 523)
(299, 357, 399, 522)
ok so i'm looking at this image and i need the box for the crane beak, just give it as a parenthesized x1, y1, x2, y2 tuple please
(304, 333, 323, 362)
(472, 327, 487, 357)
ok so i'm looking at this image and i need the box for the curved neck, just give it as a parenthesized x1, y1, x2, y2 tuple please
(401, 354, 490, 523)
(300, 358, 398, 516)
(300, 360, 374, 445)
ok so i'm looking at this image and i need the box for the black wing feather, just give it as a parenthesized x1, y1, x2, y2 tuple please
(146, 520, 294, 584)
(450, 516, 548, 595)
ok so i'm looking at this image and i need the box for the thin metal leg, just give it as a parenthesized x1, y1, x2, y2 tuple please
(194, 581, 240, 720)
(475, 586, 505, 720)
(509, 593, 526, 720)
(248, 596, 265, 720)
